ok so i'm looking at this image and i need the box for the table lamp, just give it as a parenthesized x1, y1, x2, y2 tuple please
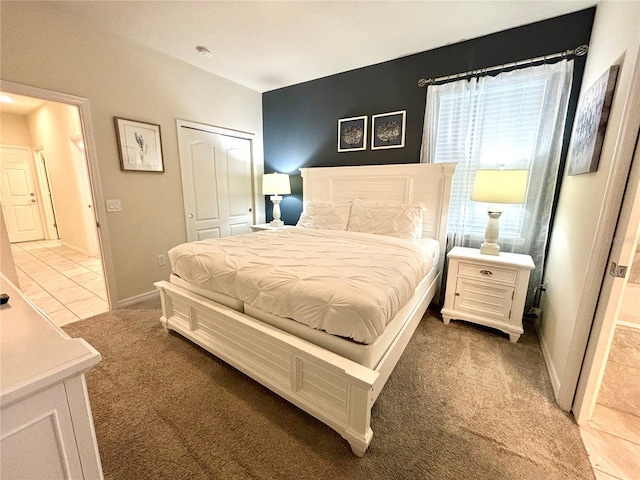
(262, 172, 291, 227)
(471, 169, 528, 256)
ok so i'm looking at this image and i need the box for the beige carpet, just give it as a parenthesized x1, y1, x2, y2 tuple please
(63, 300, 595, 480)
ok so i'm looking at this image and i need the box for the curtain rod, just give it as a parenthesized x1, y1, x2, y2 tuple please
(417, 44, 589, 87)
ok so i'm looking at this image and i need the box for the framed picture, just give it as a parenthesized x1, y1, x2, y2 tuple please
(567, 65, 619, 176)
(114, 117, 164, 172)
(371, 110, 406, 150)
(338, 115, 367, 152)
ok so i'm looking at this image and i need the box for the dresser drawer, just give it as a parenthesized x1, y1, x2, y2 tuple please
(458, 261, 518, 284)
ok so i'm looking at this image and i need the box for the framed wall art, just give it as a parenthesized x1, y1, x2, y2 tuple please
(372, 110, 406, 150)
(114, 117, 164, 172)
(567, 65, 619, 176)
(337, 115, 367, 152)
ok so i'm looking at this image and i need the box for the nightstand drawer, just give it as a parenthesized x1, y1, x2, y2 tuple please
(458, 262, 518, 284)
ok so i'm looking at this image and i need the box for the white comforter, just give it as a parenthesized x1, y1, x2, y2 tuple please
(168, 228, 438, 344)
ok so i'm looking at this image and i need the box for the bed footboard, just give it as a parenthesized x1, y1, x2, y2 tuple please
(154, 280, 378, 456)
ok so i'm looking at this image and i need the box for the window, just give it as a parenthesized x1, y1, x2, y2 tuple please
(422, 60, 574, 307)
(434, 76, 550, 238)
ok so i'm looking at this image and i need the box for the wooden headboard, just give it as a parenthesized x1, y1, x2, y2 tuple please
(299, 162, 457, 269)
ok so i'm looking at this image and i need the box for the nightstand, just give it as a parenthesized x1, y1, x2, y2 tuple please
(250, 223, 287, 232)
(441, 246, 535, 343)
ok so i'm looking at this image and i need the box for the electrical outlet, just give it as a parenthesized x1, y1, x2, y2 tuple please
(157, 254, 167, 266)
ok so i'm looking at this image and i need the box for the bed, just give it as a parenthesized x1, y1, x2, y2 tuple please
(154, 162, 455, 456)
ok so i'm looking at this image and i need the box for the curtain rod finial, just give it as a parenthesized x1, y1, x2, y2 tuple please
(575, 44, 589, 57)
(418, 78, 429, 88)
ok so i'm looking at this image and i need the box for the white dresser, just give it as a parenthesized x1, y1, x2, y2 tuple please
(441, 247, 535, 343)
(0, 275, 103, 479)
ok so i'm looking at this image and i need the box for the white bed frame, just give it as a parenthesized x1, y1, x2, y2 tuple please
(154, 162, 455, 456)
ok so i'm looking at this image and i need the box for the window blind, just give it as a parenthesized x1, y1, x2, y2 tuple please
(432, 76, 549, 239)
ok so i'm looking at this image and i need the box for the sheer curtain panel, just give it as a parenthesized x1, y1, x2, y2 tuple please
(421, 60, 574, 309)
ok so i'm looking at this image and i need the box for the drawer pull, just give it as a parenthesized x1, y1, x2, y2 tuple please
(480, 270, 493, 275)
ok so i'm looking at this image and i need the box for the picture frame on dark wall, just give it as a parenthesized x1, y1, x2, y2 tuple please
(337, 115, 367, 152)
(114, 117, 165, 172)
(567, 65, 619, 176)
(372, 110, 406, 150)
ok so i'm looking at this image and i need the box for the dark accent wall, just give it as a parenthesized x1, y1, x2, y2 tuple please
(263, 8, 596, 225)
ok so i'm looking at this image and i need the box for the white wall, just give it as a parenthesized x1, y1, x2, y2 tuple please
(28, 102, 90, 251)
(0, 2, 263, 303)
(0, 209, 19, 285)
(0, 112, 31, 146)
(540, 1, 640, 408)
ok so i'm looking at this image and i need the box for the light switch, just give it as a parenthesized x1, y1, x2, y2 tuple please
(106, 199, 122, 212)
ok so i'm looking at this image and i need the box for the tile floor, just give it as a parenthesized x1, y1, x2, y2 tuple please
(580, 324, 640, 480)
(11, 240, 108, 326)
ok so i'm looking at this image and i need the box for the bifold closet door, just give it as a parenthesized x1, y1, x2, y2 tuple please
(178, 125, 254, 241)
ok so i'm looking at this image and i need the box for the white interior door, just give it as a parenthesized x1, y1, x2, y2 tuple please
(33, 150, 59, 241)
(178, 123, 254, 241)
(0, 146, 45, 243)
(71, 138, 100, 256)
(573, 128, 640, 423)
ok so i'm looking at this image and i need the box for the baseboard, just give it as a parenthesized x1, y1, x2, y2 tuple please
(534, 318, 561, 399)
(61, 241, 92, 258)
(117, 289, 159, 308)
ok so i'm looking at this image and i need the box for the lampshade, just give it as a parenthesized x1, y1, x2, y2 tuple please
(262, 173, 291, 195)
(471, 169, 528, 204)
(471, 169, 528, 256)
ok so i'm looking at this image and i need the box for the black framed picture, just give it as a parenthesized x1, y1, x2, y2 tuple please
(371, 110, 406, 150)
(338, 115, 367, 152)
(114, 117, 164, 172)
(567, 65, 619, 176)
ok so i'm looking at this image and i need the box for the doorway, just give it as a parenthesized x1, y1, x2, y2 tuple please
(33, 149, 60, 240)
(575, 128, 640, 478)
(0, 83, 113, 323)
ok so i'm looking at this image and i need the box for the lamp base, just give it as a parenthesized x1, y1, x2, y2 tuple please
(269, 219, 284, 227)
(480, 209, 502, 256)
(480, 242, 500, 256)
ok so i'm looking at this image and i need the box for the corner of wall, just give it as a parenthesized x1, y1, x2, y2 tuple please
(0, 208, 19, 285)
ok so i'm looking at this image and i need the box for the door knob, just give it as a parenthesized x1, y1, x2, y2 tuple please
(188, 213, 194, 219)
(31, 199, 36, 203)
(30, 193, 35, 196)
(249, 208, 252, 213)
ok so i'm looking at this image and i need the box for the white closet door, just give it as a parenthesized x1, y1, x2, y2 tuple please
(178, 124, 254, 241)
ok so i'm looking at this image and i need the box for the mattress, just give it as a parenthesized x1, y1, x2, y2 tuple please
(169, 264, 438, 369)
(168, 228, 439, 344)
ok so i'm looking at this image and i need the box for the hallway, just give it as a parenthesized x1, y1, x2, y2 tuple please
(11, 240, 108, 326)
(581, 402, 640, 479)
(579, 322, 640, 480)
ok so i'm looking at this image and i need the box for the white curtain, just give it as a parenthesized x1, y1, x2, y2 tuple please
(421, 60, 574, 309)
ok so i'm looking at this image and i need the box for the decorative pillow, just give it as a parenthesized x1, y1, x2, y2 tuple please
(347, 199, 424, 239)
(296, 201, 352, 231)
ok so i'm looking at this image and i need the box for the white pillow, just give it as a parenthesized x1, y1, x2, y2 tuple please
(296, 201, 352, 231)
(347, 199, 424, 239)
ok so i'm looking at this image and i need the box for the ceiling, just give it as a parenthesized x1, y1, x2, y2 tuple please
(0, 92, 46, 115)
(39, 1, 596, 93)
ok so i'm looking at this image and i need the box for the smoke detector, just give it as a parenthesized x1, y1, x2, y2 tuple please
(195, 46, 212, 58)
